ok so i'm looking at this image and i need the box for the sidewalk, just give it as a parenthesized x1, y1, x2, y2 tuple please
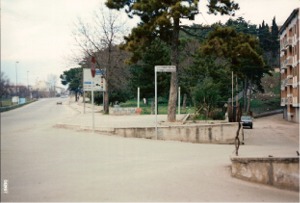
(58, 99, 299, 156)
(59, 100, 187, 129)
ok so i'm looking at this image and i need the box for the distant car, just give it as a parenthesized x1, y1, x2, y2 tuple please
(241, 116, 253, 129)
(56, 101, 62, 105)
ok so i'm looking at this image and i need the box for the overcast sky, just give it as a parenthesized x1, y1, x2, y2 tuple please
(1, 0, 300, 87)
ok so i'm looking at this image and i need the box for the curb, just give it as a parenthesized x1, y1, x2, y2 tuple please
(54, 123, 115, 134)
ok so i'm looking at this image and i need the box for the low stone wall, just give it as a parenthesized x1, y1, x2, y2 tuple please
(54, 122, 239, 144)
(114, 122, 238, 144)
(231, 157, 299, 191)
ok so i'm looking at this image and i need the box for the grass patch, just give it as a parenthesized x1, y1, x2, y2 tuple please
(0, 99, 13, 107)
(0, 99, 37, 112)
(119, 99, 194, 115)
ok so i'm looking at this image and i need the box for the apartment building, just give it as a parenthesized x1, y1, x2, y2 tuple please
(279, 8, 300, 123)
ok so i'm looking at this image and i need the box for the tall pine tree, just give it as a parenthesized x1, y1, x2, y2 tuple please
(258, 18, 279, 68)
(106, 0, 239, 121)
(271, 17, 279, 66)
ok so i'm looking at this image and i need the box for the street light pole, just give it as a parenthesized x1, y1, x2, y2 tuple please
(27, 71, 30, 99)
(15, 61, 19, 96)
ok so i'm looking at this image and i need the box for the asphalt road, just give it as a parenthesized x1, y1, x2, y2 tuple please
(1, 98, 299, 202)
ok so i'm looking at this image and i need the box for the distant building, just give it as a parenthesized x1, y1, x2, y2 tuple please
(32, 80, 51, 98)
(279, 8, 300, 123)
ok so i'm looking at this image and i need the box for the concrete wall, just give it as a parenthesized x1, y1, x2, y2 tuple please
(113, 122, 238, 144)
(231, 157, 299, 191)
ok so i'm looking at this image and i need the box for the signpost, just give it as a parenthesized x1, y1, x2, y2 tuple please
(91, 57, 96, 133)
(178, 86, 181, 115)
(83, 57, 106, 132)
(137, 87, 140, 108)
(154, 65, 176, 139)
(83, 69, 106, 92)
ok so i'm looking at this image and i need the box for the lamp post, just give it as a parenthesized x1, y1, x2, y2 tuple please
(15, 61, 19, 96)
(27, 71, 29, 88)
(27, 71, 30, 99)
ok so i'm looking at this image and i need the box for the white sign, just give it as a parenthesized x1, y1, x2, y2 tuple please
(155, 65, 176, 72)
(83, 69, 106, 91)
(12, 96, 19, 103)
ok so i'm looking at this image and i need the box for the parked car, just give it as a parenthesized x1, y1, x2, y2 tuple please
(241, 115, 253, 129)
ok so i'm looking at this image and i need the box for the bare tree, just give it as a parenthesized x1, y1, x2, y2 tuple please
(0, 72, 12, 99)
(73, 6, 129, 114)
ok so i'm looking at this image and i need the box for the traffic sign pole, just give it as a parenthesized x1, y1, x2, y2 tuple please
(178, 86, 181, 115)
(137, 87, 140, 108)
(155, 70, 157, 139)
(91, 57, 96, 133)
(92, 77, 95, 133)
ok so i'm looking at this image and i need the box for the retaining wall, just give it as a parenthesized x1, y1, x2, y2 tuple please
(113, 122, 238, 144)
(231, 157, 299, 191)
(54, 122, 238, 144)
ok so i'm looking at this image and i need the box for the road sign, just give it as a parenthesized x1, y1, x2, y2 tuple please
(83, 68, 106, 92)
(155, 65, 176, 72)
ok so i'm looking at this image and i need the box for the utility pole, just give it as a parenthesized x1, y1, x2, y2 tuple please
(231, 71, 234, 121)
(236, 75, 238, 121)
(15, 61, 19, 96)
(27, 71, 30, 99)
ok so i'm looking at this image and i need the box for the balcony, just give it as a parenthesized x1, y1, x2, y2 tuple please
(286, 77, 293, 86)
(281, 37, 293, 49)
(281, 80, 286, 90)
(281, 97, 287, 106)
(286, 57, 293, 66)
(293, 55, 297, 68)
(281, 57, 293, 69)
(287, 96, 293, 105)
(293, 76, 298, 88)
(281, 59, 287, 69)
(293, 97, 299, 107)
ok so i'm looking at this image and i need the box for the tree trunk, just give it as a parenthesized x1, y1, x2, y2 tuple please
(103, 66, 110, 114)
(246, 79, 252, 114)
(104, 90, 109, 114)
(104, 46, 112, 114)
(75, 91, 78, 102)
(243, 78, 247, 112)
(167, 17, 180, 122)
(182, 93, 187, 111)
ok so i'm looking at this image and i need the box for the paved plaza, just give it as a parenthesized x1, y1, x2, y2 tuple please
(1, 98, 299, 202)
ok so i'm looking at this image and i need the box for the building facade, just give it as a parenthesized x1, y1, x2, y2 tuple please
(279, 8, 300, 123)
